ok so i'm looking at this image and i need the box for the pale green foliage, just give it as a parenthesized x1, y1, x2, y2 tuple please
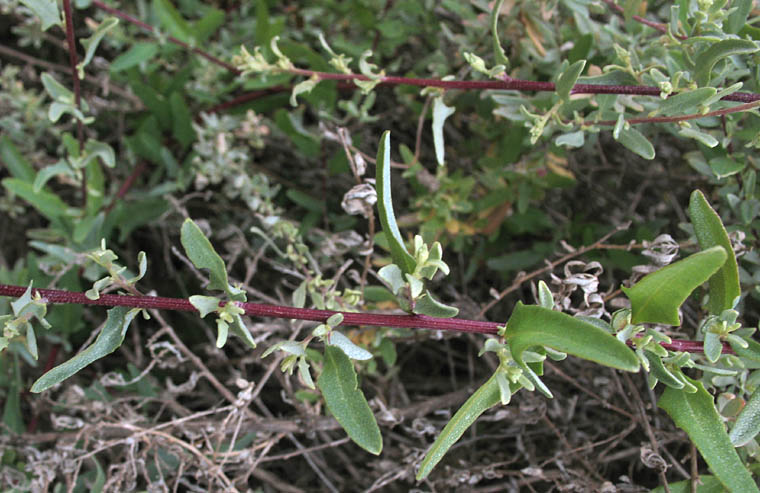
(192, 112, 280, 216)
(0, 283, 50, 359)
(84, 240, 146, 300)
(0, 66, 53, 153)
(31, 307, 142, 393)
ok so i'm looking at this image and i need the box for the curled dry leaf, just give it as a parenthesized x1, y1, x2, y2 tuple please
(729, 229, 747, 257)
(642, 234, 679, 266)
(552, 260, 604, 314)
(341, 183, 377, 218)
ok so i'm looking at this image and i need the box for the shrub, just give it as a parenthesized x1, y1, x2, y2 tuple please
(1, 0, 760, 491)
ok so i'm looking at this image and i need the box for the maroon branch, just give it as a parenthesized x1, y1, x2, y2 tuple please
(601, 0, 687, 40)
(61, 0, 87, 206)
(0, 283, 733, 355)
(90, 1, 760, 108)
(90, 0, 240, 74)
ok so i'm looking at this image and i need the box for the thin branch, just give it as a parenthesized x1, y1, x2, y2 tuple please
(61, 0, 87, 206)
(0, 283, 734, 354)
(90, 1, 760, 108)
(90, 0, 241, 74)
(477, 223, 631, 317)
(285, 67, 760, 103)
(601, 0, 687, 40)
(595, 100, 760, 126)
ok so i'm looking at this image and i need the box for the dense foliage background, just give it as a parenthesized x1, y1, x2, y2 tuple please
(2, 0, 760, 491)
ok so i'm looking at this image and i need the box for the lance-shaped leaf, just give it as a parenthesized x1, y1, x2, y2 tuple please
(3, 178, 71, 221)
(417, 370, 503, 480)
(31, 307, 140, 393)
(375, 131, 416, 274)
(505, 303, 639, 372)
(615, 126, 655, 160)
(659, 380, 759, 493)
(729, 387, 760, 447)
(657, 88, 717, 116)
(0, 136, 36, 183)
(180, 218, 230, 294)
(77, 17, 119, 79)
(490, 0, 509, 67)
(317, 346, 382, 455)
(689, 190, 741, 313)
(694, 39, 759, 86)
(556, 60, 586, 101)
(622, 246, 727, 325)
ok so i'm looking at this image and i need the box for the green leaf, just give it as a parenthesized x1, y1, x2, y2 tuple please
(730, 387, 760, 446)
(40, 72, 73, 103)
(622, 246, 728, 325)
(168, 92, 194, 149)
(412, 289, 459, 318)
(644, 351, 684, 389)
(327, 331, 372, 361)
(726, 0, 753, 33)
(188, 295, 220, 317)
(317, 346, 382, 455)
(375, 131, 416, 274)
(180, 218, 230, 294)
(556, 60, 586, 101)
(77, 17, 119, 79)
(229, 314, 256, 349)
(650, 475, 726, 493)
(555, 131, 585, 148)
(31, 307, 140, 393)
(31, 161, 70, 195)
(290, 76, 320, 107)
(111, 42, 159, 72)
(689, 190, 741, 313)
(193, 7, 225, 43)
(490, 0, 509, 67)
(378, 264, 405, 295)
(416, 371, 502, 480)
(83, 139, 115, 169)
(703, 331, 723, 363)
(90, 457, 106, 493)
(679, 127, 719, 148)
(657, 88, 717, 116)
(20, 0, 62, 31)
(709, 157, 744, 178)
(432, 96, 456, 166)
(3, 379, 24, 434)
(0, 136, 36, 183)
(153, 0, 192, 43)
(694, 39, 759, 86)
(3, 178, 72, 221)
(614, 126, 655, 160)
(730, 337, 760, 364)
(659, 379, 759, 493)
(537, 280, 554, 310)
(505, 303, 639, 372)
(286, 189, 324, 212)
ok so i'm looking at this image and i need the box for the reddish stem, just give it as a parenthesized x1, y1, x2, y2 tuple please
(0, 283, 733, 355)
(90, 1, 760, 106)
(285, 68, 760, 103)
(601, 0, 687, 40)
(91, 0, 240, 74)
(104, 161, 148, 214)
(61, 0, 87, 206)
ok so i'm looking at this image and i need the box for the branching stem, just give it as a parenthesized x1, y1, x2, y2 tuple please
(0, 283, 732, 355)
